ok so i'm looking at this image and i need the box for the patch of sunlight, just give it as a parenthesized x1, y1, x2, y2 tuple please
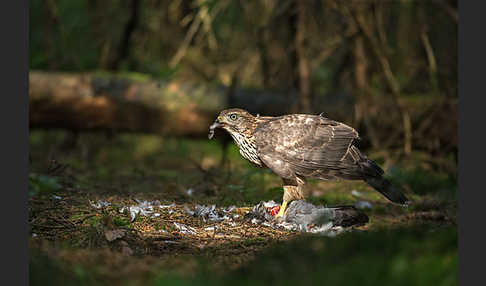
(133, 135, 164, 159)
(92, 70, 152, 82)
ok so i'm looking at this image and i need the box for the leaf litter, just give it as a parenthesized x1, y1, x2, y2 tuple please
(30, 191, 370, 256)
(28, 184, 456, 284)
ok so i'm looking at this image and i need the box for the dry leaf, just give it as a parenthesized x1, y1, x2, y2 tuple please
(104, 229, 126, 242)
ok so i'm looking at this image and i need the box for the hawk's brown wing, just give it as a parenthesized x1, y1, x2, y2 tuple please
(254, 114, 359, 180)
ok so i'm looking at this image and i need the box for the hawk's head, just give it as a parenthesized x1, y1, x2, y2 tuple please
(208, 108, 263, 166)
(208, 108, 256, 139)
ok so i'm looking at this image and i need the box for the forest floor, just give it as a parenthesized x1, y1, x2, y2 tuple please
(28, 130, 458, 286)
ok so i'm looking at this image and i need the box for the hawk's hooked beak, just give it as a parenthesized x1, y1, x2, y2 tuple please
(208, 116, 223, 139)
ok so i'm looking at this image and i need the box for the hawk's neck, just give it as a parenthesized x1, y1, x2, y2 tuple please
(226, 127, 263, 166)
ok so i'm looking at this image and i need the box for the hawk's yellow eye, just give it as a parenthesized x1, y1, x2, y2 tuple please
(229, 114, 237, 121)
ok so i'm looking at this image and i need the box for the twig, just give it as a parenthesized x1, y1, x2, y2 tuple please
(30, 223, 70, 229)
(432, 0, 458, 23)
(170, 0, 226, 68)
(310, 27, 358, 71)
(421, 31, 439, 89)
(170, 15, 202, 67)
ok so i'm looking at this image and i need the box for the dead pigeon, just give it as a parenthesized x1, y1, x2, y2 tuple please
(244, 200, 368, 234)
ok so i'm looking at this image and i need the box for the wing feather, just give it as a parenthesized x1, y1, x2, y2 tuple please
(254, 114, 359, 178)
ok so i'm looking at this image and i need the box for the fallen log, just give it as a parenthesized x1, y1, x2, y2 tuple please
(29, 71, 303, 137)
(29, 71, 230, 136)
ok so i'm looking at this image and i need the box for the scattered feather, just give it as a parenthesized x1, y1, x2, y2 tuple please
(355, 201, 373, 209)
(90, 200, 110, 209)
(185, 204, 235, 222)
(173, 222, 197, 235)
(119, 200, 164, 222)
(159, 203, 176, 209)
(351, 190, 364, 197)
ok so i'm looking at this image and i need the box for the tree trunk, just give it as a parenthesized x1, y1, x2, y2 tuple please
(288, 0, 312, 113)
(109, 0, 141, 70)
(353, 34, 381, 149)
(44, 0, 61, 70)
(257, 27, 271, 89)
(295, 0, 312, 113)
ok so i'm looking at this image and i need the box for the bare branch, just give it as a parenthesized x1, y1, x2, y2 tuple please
(170, 0, 226, 68)
(421, 31, 438, 85)
(169, 10, 203, 68)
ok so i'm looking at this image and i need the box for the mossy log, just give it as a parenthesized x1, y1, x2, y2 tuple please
(28, 71, 301, 137)
(29, 71, 223, 136)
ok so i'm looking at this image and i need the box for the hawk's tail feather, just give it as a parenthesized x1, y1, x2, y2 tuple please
(359, 158, 409, 206)
(364, 176, 409, 206)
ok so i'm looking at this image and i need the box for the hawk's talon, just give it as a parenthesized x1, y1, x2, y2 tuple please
(273, 201, 288, 221)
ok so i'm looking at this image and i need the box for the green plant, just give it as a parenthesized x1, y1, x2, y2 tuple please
(29, 173, 62, 197)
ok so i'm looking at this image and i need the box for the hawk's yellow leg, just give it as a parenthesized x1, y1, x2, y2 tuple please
(274, 200, 288, 219)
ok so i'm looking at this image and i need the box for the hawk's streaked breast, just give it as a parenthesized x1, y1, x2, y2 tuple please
(226, 128, 263, 166)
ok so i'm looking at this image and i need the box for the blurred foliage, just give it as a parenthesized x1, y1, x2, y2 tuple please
(191, 226, 456, 286)
(387, 165, 457, 197)
(30, 248, 97, 286)
(30, 225, 457, 286)
(30, 0, 457, 95)
(28, 173, 62, 197)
